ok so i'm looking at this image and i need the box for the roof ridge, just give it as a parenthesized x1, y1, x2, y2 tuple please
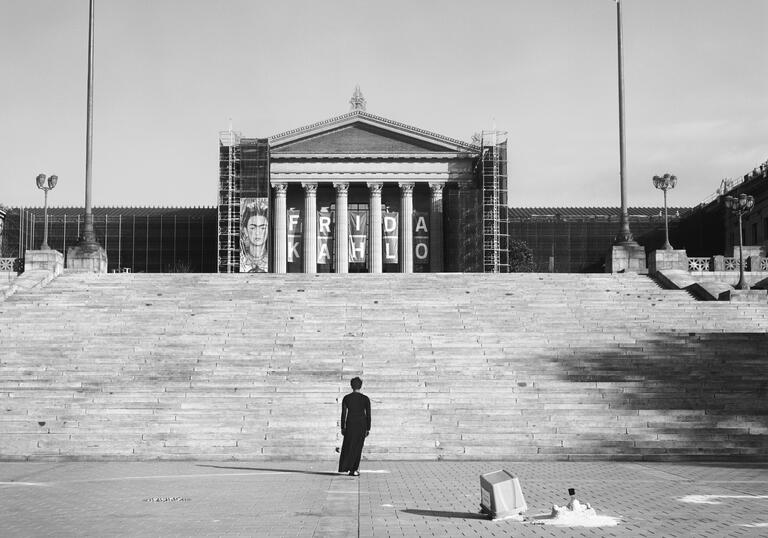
(268, 110, 479, 151)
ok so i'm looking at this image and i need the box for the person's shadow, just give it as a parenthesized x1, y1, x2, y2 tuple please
(196, 464, 340, 477)
(401, 509, 489, 520)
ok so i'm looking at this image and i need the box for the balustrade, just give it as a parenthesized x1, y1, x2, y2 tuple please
(687, 255, 765, 272)
(0, 258, 17, 272)
(687, 257, 710, 272)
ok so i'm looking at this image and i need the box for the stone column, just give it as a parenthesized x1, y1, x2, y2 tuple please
(334, 182, 349, 274)
(273, 183, 287, 273)
(399, 182, 414, 273)
(368, 182, 383, 273)
(302, 182, 317, 274)
(429, 182, 444, 273)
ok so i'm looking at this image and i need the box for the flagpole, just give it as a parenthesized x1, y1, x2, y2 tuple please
(81, 0, 99, 251)
(614, 0, 634, 245)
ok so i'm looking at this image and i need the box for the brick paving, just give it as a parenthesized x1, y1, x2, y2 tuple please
(1, 461, 766, 537)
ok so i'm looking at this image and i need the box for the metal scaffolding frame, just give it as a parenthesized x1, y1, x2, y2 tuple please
(480, 131, 509, 273)
(218, 129, 242, 273)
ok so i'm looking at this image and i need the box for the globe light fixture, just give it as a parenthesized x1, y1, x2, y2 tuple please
(35, 173, 58, 250)
(723, 193, 755, 290)
(652, 173, 677, 250)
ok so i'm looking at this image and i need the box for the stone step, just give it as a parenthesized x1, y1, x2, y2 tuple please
(2, 272, 767, 460)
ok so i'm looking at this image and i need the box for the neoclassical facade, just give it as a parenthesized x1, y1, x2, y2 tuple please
(218, 90, 509, 274)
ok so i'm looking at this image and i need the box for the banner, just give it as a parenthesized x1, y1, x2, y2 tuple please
(382, 212, 399, 264)
(240, 197, 270, 272)
(413, 211, 429, 265)
(348, 211, 368, 263)
(287, 209, 302, 264)
(317, 210, 333, 265)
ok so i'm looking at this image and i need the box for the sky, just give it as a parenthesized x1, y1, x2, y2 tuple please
(1, 0, 766, 209)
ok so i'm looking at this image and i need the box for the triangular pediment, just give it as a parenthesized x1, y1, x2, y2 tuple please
(269, 111, 478, 155)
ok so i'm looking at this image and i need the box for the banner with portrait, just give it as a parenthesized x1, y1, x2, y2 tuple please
(348, 211, 368, 263)
(382, 212, 399, 264)
(240, 197, 270, 273)
(286, 209, 302, 268)
(317, 210, 333, 265)
(413, 211, 429, 266)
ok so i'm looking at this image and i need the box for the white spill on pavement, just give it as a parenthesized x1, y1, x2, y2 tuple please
(534, 510, 621, 527)
(679, 494, 768, 505)
(528, 498, 620, 527)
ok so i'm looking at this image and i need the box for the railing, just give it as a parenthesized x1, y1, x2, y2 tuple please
(688, 255, 764, 272)
(688, 257, 711, 271)
(0, 257, 17, 272)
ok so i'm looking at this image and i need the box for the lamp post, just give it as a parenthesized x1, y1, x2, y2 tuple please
(723, 193, 755, 290)
(652, 173, 677, 250)
(35, 173, 58, 250)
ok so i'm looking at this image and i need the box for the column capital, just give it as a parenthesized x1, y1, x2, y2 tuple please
(273, 182, 288, 196)
(398, 182, 415, 195)
(428, 182, 445, 195)
(367, 182, 383, 195)
(301, 182, 318, 195)
(333, 182, 349, 195)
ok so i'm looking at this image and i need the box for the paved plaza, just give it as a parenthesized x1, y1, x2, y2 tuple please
(1, 460, 766, 537)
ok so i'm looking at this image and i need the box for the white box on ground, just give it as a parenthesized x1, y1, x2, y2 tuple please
(480, 469, 527, 519)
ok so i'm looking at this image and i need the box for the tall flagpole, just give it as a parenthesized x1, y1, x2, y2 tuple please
(68, 0, 106, 272)
(614, 0, 634, 245)
(81, 0, 99, 250)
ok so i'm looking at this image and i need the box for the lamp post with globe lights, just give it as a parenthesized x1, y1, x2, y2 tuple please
(723, 193, 755, 290)
(36, 173, 58, 250)
(652, 173, 677, 250)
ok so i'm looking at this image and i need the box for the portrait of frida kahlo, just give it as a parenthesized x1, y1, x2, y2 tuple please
(240, 199, 269, 272)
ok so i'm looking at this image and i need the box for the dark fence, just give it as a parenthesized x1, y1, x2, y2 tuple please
(11, 207, 217, 273)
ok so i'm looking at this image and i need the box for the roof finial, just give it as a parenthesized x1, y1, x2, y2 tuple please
(349, 85, 366, 112)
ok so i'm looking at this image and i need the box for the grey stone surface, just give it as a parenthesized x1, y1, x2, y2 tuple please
(648, 249, 688, 274)
(2, 273, 768, 461)
(606, 244, 647, 274)
(66, 244, 108, 273)
(726, 289, 768, 303)
(0, 461, 767, 537)
(24, 249, 64, 275)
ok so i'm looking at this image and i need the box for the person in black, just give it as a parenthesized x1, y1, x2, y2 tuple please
(338, 377, 371, 476)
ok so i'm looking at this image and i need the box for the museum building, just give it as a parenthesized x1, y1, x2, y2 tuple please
(11, 90, 765, 274)
(217, 88, 510, 274)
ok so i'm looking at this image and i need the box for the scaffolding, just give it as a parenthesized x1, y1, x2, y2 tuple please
(480, 131, 509, 273)
(218, 129, 242, 273)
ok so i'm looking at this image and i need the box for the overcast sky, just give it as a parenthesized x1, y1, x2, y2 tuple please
(1, 0, 766, 209)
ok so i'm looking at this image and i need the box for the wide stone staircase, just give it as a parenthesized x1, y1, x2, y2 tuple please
(1, 272, 767, 461)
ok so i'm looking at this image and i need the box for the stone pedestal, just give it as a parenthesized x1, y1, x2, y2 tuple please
(648, 249, 688, 274)
(66, 244, 107, 273)
(733, 245, 765, 258)
(605, 244, 646, 273)
(25, 249, 64, 276)
(724, 289, 768, 302)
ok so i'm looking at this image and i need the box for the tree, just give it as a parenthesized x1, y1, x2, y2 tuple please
(509, 239, 535, 272)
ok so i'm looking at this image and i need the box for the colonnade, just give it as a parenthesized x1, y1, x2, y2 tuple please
(272, 181, 444, 273)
